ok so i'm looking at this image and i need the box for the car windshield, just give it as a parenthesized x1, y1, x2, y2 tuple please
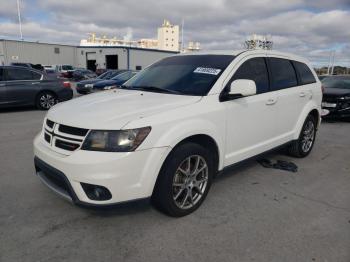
(62, 65, 73, 70)
(97, 71, 113, 79)
(322, 76, 350, 89)
(123, 55, 235, 96)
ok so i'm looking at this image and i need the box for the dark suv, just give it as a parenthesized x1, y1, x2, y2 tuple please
(0, 66, 73, 110)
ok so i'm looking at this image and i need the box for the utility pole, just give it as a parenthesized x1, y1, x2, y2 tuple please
(181, 18, 184, 52)
(16, 0, 23, 40)
(331, 51, 335, 75)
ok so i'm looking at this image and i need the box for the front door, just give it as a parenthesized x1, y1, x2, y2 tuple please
(223, 56, 279, 166)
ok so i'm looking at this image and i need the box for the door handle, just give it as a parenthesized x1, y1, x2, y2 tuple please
(266, 98, 277, 105)
(299, 92, 306, 97)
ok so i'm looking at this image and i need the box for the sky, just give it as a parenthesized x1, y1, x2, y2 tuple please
(0, 0, 349, 66)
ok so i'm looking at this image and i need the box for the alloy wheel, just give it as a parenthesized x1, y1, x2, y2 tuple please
(301, 120, 315, 153)
(40, 94, 56, 109)
(172, 155, 209, 210)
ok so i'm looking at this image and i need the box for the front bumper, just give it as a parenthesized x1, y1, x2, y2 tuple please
(33, 134, 171, 205)
(322, 105, 350, 118)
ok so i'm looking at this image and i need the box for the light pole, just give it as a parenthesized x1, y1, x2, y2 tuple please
(16, 0, 23, 40)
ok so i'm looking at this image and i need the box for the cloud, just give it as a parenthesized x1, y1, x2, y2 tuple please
(0, 0, 349, 65)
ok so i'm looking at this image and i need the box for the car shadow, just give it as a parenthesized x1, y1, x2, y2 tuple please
(79, 198, 153, 217)
(0, 106, 38, 113)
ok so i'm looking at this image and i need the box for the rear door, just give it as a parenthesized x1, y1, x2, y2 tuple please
(4, 67, 43, 106)
(266, 57, 301, 142)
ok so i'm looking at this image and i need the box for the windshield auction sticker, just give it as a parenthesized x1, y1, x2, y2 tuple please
(193, 67, 221, 75)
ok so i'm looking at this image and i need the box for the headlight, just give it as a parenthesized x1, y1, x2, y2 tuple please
(103, 85, 117, 90)
(85, 84, 93, 88)
(81, 127, 151, 152)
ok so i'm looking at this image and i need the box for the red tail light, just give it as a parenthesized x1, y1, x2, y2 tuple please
(63, 81, 71, 88)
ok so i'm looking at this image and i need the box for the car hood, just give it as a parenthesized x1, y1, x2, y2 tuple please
(47, 89, 201, 129)
(323, 87, 350, 96)
(93, 80, 116, 88)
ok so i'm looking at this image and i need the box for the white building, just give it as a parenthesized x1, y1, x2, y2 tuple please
(157, 20, 179, 52)
(80, 20, 181, 52)
(0, 39, 178, 71)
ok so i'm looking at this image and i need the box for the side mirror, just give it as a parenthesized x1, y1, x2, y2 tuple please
(229, 79, 257, 98)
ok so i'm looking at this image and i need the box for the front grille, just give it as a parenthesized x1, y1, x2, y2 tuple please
(58, 124, 89, 137)
(43, 119, 89, 152)
(40, 169, 70, 193)
(46, 119, 54, 128)
(55, 139, 80, 151)
(44, 133, 51, 143)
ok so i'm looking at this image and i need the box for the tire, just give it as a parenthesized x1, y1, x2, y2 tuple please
(152, 142, 214, 217)
(36, 91, 57, 110)
(288, 114, 317, 158)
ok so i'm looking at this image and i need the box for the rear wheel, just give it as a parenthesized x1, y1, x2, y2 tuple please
(152, 143, 214, 217)
(288, 114, 317, 158)
(36, 92, 57, 110)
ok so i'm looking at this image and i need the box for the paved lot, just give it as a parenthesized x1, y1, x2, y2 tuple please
(0, 102, 349, 262)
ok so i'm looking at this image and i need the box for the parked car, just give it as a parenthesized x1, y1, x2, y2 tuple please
(33, 50, 322, 216)
(76, 70, 128, 94)
(90, 71, 138, 92)
(72, 69, 97, 81)
(55, 64, 75, 78)
(0, 66, 73, 110)
(321, 75, 350, 119)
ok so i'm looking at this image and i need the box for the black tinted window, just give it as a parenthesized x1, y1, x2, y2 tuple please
(231, 57, 269, 94)
(268, 58, 297, 90)
(6, 68, 35, 80)
(292, 61, 316, 85)
(0, 68, 3, 81)
(32, 71, 42, 80)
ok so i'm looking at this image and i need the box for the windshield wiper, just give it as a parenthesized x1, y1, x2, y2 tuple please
(121, 85, 183, 94)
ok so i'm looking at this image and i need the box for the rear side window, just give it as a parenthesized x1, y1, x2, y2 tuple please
(292, 61, 316, 85)
(230, 57, 269, 94)
(0, 68, 3, 81)
(5, 68, 40, 81)
(32, 71, 42, 80)
(268, 58, 297, 90)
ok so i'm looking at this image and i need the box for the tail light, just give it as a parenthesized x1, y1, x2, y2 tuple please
(63, 81, 71, 88)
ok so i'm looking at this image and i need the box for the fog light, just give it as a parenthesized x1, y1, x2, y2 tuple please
(81, 183, 112, 201)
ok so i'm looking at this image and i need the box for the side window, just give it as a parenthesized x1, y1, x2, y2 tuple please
(268, 58, 297, 90)
(230, 57, 269, 94)
(292, 61, 316, 85)
(6, 68, 35, 81)
(0, 68, 3, 81)
(32, 71, 42, 80)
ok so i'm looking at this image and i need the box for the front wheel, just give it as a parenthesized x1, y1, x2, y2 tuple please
(288, 115, 317, 158)
(36, 92, 57, 110)
(152, 143, 214, 217)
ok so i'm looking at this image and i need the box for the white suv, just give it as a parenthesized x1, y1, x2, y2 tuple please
(33, 50, 322, 216)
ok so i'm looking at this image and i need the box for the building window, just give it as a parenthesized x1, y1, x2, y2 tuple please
(54, 47, 60, 54)
(136, 65, 142, 70)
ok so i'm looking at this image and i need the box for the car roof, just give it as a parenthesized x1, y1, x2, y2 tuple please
(0, 65, 43, 74)
(177, 49, 310, 64)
